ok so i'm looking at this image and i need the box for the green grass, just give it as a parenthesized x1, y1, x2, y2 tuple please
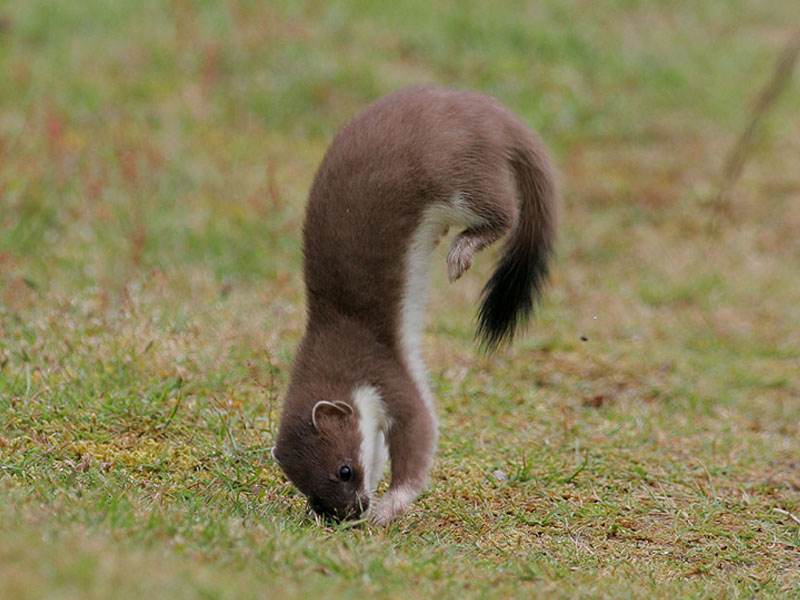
(2, 0, 799, 598)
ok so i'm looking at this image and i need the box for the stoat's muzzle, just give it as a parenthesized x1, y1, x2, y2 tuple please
(309, 492, 370, 522)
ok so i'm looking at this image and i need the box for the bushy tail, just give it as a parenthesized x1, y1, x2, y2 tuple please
(476, 129, 558, 351)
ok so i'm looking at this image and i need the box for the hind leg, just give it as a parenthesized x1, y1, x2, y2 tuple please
(446, 166, 518, 281)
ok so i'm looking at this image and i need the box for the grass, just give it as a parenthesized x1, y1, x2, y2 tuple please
(1, 0, 799, 598)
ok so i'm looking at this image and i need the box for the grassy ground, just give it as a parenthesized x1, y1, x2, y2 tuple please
(2, 0, 799, 598)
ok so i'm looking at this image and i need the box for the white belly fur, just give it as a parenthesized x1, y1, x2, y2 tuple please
(399, 194, 484, 411)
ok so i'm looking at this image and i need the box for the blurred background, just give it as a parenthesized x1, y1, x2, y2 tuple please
(2, 0, 798, 400)
(2, 0, 798, 290)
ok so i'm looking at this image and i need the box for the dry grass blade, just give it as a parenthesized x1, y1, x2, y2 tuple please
(711, 28, 800, 229)
(773, 508, 800, 527)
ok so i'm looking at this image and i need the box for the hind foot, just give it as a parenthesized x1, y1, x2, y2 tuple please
(446, 236, 476, 281)
(447, 228, 499, 282)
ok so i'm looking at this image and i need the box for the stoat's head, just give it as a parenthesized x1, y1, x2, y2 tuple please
(273, 397, 370, 522)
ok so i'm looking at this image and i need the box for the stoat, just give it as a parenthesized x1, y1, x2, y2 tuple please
(273, 84, 558, 525)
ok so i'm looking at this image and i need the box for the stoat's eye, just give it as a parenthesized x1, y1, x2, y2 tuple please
(338, 465, 353, 482)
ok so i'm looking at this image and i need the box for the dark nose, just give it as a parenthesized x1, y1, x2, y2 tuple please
(341, 495, 369, 521)
(309, 495, 370, 522)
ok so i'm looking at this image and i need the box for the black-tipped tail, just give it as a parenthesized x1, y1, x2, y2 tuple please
(476, 136, 558, 351)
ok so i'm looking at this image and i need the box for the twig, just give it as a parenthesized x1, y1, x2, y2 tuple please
(711, 28, 800, 229)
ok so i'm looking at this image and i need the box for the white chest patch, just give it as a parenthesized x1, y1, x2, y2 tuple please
(353, 384, 389, 494)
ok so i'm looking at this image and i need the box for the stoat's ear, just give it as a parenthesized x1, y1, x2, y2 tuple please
(311, 400, 354, 433)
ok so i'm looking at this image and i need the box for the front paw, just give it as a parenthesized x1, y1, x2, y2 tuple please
(370, 485, 418, 526)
